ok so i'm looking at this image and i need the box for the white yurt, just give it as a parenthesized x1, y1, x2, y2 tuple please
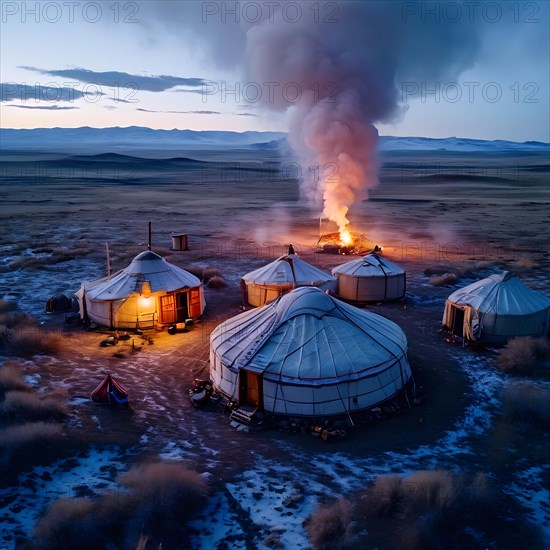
(332, 252, 406, 302)
(242, 246, 336, 307)
(76, 250, 205, 329)
(210, 287, 412, 417)
(442, 271, 550, 344)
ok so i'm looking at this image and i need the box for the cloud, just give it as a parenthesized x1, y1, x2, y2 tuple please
(6, 104, 79, 110)
(20, 66, 206, 92)
(136, 108, 220, 114)
(1, 82, 101, 102)
(236, 112, 259, 117)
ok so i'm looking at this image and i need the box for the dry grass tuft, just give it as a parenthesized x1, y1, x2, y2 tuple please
(0, 422, 63, 449)
(429, 272, 459, 286)
(503, 382, 550, 427)
(182, 265, 205, 280)
(0, 299, 17, 314)
(496, 337, 550, 373)
(207, 275, 227, 289)
(3, 324, 66, 358)
(32, 461, 208, 549)
(515, 257, 537, 270)
(1, 390, 68, 422)
(0, 364, 31, 395)
(202, 266, 222, 283)
(307, 498, 352, 550)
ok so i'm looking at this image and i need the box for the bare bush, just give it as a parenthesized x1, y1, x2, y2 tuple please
(207, 275, 227, 289)
(429, 273, 459, 287)
(0, 299, 17, 314)
(4, 325, 66, 357)
(503, 382, 550, 427)
(182, 265, 204, 280)
(496, 337, 550, 374)
(34, 497, 97, 548)
(0, 364, 31, 395)
(1, 390, 68, 422)
(32, 461, 208, 549)
(307, 498, 352, 550)
(0, 422, 63, 449)
(202, 266, 222, 283)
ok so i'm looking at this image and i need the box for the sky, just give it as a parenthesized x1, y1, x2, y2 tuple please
(1, 0, 548, 142)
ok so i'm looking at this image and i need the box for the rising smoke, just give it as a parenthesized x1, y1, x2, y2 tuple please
(147, 1, 485, 242)
(244, 2, 481, 242)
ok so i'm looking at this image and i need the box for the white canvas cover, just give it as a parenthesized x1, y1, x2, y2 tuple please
(442, 271, 550, 343)
(332, 253, 406, 302)
(210, 287, 412, 417)
(242, 253, 336, 307)
(76, 251, 205, 328)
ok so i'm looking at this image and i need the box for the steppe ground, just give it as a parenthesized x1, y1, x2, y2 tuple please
(0, 147, 549, 548)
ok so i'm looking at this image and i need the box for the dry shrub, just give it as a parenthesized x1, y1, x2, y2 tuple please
(182, 265, 204, 280)
(343, 470, 540, 550)
(0, 299, 17, 314)
(0, 311, 35, 329)
(202, 266, 222, 283)
(307, 498, 352, 550)
(0, 422, 62, 449)
(429, 273, 459, 286)
(4, 325, 65, 357)
(1, 390, 68, 422)
(32, 461, 208, 549)
(207, 275, 227, 289)
(496, 337, 550, 374)
(503, 382, 550, 427)
(515, 257, 537, 270)
(423, 266, 458, 277)
(34, 497, 96, 547)
(0, 364, 31, 395)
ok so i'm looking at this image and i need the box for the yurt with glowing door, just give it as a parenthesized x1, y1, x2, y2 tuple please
(332, 252, 406, 302)
(241, 246, 336, 307)
(442, 271, 550, 344)
(210, 287, 412, 418)
(76, 251, 205, 329)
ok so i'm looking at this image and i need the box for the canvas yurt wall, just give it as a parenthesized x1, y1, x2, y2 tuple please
(76, 251, 205, 329)
(442, 271, 550, 344)
(332, 253, 406, 302)
(242, 249, 336, 307)
(210, 287, 412, 417)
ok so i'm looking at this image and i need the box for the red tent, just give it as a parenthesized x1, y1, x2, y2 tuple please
(91, 374, 129, 406)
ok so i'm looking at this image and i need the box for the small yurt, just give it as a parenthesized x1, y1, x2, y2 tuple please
(76, 251, 205, 329)
(442, 271, 550, 344)
(242, 246, 336, 307)
(210, 287, 412, 417)
(332, 252, 406, 302)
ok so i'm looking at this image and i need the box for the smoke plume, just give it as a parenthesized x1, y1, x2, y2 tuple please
(244, 1, 481, 241)
(147, 1, 487, 242)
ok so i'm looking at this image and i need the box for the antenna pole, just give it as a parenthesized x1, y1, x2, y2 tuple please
(148, 221, 152, 251)
(106, 242, 111, 278)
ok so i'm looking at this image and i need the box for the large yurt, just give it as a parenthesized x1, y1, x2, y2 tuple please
(76, 250, 205, 329)
(242, 246, 336, 307)
(442, 271, 550, 344)
(210, 287, 412, 417)
(332, 252, 406, 302)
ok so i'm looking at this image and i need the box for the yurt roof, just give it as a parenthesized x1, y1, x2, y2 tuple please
(242, 254, 335, 286)
(84, 251, 201, 301)
(447, 271, 550, 315)
(332, 253, 405, 277)
(211, 287, 407, 382)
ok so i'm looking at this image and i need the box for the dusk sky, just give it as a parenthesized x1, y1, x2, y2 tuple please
(1, 0, 548, 142)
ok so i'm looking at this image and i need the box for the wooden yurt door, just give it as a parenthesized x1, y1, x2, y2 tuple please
(239, 370, 263, 408)
(160, 295, 177, 324)
(188, 288, 202, 318)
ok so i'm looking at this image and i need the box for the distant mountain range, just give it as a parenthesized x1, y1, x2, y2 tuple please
(0, 126, 548, 152)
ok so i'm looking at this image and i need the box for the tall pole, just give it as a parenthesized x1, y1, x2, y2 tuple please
(106, 242, 111, 278)
(148, 221, 152, 251)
